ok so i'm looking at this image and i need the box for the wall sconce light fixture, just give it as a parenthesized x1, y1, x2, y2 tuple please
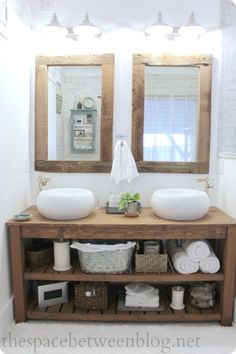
(42, 12, 68, 37)
(178, 12, 206, 37)
(231, 0, 236, 5)
(73, 12, 101, 37)
(145, 11, 173, 36)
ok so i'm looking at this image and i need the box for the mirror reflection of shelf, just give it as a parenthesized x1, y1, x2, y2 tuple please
(71, 109, 96, 152)
(74, 137, 93, 140)
(74, 124, 93, 127)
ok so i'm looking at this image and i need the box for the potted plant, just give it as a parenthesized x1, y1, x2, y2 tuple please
(118, 192, 141, 216)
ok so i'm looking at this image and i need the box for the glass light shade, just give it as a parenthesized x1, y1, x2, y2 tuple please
(42, 12, 68, 37)
(145, 12, 173, 36)
(73, 12, 101, 37)
(232, 0, 236, 5)
(178, 12, 206, 37)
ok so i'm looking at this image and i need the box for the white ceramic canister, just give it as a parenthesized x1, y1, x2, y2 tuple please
(53, 240, 72, 271)
(170, 285, 185, 310)
(143, 240, 160, 254)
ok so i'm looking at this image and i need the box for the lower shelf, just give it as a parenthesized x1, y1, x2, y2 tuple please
(27, 297, 221, 323)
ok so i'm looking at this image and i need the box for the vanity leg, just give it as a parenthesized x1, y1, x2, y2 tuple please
(221, 226, 236, 326)
(9, 225, 27, 323)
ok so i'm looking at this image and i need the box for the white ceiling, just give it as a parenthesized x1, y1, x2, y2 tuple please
(29, 0, 221, 32)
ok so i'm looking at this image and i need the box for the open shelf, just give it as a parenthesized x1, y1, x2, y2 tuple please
(26, 291, 221, 322)
(24, 261, 224, 283)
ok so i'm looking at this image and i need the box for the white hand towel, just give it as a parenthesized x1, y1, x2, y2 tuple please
(124, 283, 160, 308)
(168, 240, 199, 274)
(125, 298, 160, 308)
(125, 294, 159, 302)
(125, 283, 158, 296)
(110, 140, 139, 184)
(182, 240, 211, 262)
(125, 289, 159, 301)
(199, 251, 220, 273)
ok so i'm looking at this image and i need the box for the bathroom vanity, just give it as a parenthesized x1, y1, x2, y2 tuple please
(7, 207, 236, 326)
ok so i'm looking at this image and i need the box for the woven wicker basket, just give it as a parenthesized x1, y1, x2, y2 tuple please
(75, 282, 108, 310)
(72, 242, 136, 274)
(25, 246, 53, 269)
(135, 253, 168, 273)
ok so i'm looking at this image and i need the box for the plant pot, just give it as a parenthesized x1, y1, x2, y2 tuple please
(125, 201, 140, 217)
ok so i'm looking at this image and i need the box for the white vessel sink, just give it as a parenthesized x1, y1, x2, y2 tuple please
(37, 188, 95, 220)
(151, 188, 210, 221)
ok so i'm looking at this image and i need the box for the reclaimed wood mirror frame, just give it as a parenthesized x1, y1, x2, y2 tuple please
(132, 54, 212, 174)
(35, 54, 114, 172)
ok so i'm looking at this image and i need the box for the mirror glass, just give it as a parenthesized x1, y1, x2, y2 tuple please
(144, 66, 199, 162)
(48, 65, 102, 161)
(35, 54, 114, 173)
(132, 54, 212, 174)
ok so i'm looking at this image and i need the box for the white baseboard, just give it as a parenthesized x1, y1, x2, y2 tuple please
(0, 297, 14, 337)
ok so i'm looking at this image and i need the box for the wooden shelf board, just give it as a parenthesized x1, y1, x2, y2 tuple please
(26, 297, 221, 322)
(8, 206, 236, 230)
(24, 262, 224, 283)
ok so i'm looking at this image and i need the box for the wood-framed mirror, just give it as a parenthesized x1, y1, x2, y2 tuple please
(35, 54, 114, 172)
(132, 54, 212, 174)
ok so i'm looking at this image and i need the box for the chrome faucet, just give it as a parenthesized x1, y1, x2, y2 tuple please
(196, 176, 214, 194)
(37, 175, 50, 192)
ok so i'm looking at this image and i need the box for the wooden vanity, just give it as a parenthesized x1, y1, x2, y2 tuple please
(7, 206, 236, 326)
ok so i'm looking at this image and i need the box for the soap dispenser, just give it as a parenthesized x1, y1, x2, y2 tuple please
(108, 193, 120, 208)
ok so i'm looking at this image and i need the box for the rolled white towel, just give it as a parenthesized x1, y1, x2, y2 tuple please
(168, 240, 199, 274)
(199, 251, 220, 273)
(182, 239, 211, 262)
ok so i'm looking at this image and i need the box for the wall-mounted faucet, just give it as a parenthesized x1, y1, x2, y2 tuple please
(37, 175, 50, 192)
(196, 176, 214, 194)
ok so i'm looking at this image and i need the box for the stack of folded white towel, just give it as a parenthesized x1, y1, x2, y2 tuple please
(168, 240, 220, 274)
(125, 283, 160, 308)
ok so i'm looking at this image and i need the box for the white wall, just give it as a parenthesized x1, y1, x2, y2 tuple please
(217, 0, 236, 216)
(218, 0, 236, 154)
(31, 0, 222, 207)
(218, 156, 236, 218)
(0, 0, 32, 336)
(217, 0, 236, 320)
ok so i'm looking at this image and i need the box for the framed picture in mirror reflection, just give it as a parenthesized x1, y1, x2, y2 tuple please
(74, 129, 85, 137)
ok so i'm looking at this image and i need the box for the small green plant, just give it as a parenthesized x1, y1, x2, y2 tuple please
(118, 192, 141, 210)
